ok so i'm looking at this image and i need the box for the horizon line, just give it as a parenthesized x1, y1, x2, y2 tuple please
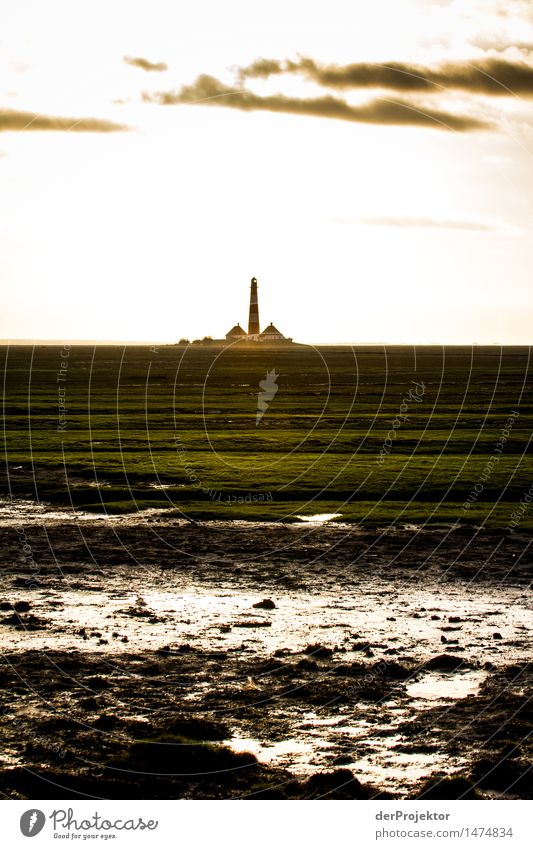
(0, 339, 531, 347)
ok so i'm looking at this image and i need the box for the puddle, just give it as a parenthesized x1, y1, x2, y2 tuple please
(223, 671, 489, 790)
(228, 736, 317, 770)
(226, 717, 463, 790)
(352, 750, 453, 790)
(407, 671, 487, 702)
(295, 513, 341, 524)
(0, 498, 187, 526)
(147, 483, 186, 490)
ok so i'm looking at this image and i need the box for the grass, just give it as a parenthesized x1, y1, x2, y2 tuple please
(1, 343, 532, 529)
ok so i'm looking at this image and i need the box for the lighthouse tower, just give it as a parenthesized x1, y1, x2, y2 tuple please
(223, 275, 292, 345)
(247, 277, 260, 338)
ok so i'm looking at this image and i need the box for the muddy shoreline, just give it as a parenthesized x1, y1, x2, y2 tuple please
(0, 516, 531, 799)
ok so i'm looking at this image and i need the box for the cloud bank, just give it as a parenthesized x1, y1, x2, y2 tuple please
(0, 109, 129, 133)
(143, 74, 489, 131)
(237, 55, 533, 97)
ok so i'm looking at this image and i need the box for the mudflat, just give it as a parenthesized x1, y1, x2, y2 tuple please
(0, 517, 530, 799)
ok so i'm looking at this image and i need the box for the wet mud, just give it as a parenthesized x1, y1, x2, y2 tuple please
(0, 509, 531, 799)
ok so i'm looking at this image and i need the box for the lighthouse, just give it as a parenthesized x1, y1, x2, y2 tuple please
(223, 276, 292, 344)
(247, 277, 260, 338)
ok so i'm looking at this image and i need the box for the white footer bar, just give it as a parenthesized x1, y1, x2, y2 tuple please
(2, 799, 530, 848)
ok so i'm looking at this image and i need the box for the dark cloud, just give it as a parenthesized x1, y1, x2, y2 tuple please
(235, 57, 287, 80)
(0, 109, 129, 133)
(238, 55, 533, 97)
(143, 74, 489, 131)
(124, 56, 168, 73)
(362, 216, 495, 231)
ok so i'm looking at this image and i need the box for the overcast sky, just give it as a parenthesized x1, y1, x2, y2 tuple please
(1, 0, 533, 343)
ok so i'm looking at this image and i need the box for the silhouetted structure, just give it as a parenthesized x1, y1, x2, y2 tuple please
(226, 323, 247, 342)
(220, 277, 293, 345)
(247, 277, 260, 338)
(260, 323, 285, 342)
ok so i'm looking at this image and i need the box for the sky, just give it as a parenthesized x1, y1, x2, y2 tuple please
(1, 0, 533, 344)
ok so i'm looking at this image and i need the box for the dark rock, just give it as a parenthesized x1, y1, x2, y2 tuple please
(493, 632, 503, 640)
(414, 775, 480, 799)
(2, 612, 47, 630)
(141, 664, 161, 676)
(79, 697, 98, 711)
(352, 642, 370, 652)
(357, 682, 392, 701)
(14, 601, 31, 612)
(114, 738, 257, 775)
(296, 658, 319, 671)
(376, 661, 412, 680)
(160, 716, 230, 741)
(332, 754, 353, 766)
(303, 769, 373, 799)
(252, 599, 276, 610)
(86, 676, 112, 691)
(2, 613, 23, 626)
(93, 714, 118, 730)
(423, 654, 467, 671)
(304, 644, 333, 659)
(233, 621, 272, 628)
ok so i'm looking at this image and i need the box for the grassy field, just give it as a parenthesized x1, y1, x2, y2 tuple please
(1, 344, 532, 528)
